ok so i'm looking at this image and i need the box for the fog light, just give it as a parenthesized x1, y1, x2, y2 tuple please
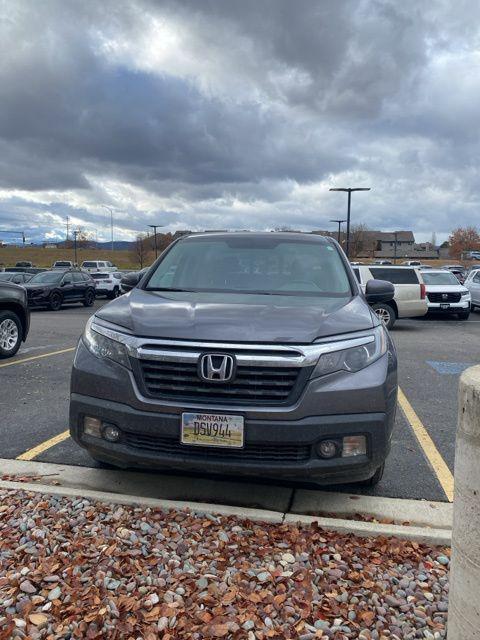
(83, 416, 102, 438)
(342, 435, 367, 457)
(102, 424, 121, 442)
(317, 440, 338, 459)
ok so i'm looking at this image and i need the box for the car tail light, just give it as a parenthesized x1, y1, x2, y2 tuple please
(420, 283, 426, 299)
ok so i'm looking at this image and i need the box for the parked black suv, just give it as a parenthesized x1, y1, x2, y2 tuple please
(24, 269, 96, 310)
(0, 282, 30, 358)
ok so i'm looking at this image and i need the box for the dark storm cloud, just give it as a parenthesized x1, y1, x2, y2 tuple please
(0, 0, 480, 240)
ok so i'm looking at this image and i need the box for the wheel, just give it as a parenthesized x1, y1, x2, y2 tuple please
(458, 310, 470, 320)
(0, 311, 22, 359)
(83, 290, 95, 307)
(108, 287, 119, 300)
(357, 463, 384, 487)
(49, 292, 63, 311)
(372, 303, 396, 330)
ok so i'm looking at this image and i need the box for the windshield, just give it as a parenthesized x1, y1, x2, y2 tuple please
(29, 271, 63, 284)
(54, 262, 71, 267)
(422, 272, 460, 285)
(91, 273, 109, 279)
(145, 236, 352, 297)
(82, 262, 97, 267)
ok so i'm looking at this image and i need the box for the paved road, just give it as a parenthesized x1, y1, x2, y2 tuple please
(1, 301, 479, 503)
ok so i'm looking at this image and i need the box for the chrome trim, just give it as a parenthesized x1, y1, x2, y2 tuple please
(90, 321, 375, 369)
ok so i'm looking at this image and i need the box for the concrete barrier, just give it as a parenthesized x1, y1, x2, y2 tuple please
(449, 365, 480, 639)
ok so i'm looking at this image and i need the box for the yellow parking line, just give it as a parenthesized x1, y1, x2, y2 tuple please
(398, 387, 454, 502)
(0, 347, 75, 368)
(16, 430, 70, 461)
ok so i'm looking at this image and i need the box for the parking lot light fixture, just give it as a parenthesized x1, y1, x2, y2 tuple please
(330, 219, 347, 244)
(148, 224, 164, 259)
(329, 187, 371, 258)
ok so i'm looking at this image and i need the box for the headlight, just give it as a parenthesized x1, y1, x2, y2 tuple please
(312, 325, 388, 377)
(461, 291, 471, 298)
(83, 317, 130, 368)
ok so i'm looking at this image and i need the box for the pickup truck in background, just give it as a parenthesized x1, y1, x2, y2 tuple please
(0, 281, 30, 358)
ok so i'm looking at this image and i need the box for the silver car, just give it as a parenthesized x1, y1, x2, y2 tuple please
(69, 233, 397, 487)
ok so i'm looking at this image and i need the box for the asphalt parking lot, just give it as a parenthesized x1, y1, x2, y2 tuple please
(1, 300, 479, 505)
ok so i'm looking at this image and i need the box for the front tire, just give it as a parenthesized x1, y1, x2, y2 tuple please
(372, 303, 396, 330)
(458, 310, 470, 320)
(0, 311, 22, 359)
(83, 290, 95, 307)
(49, 292, 63, 311)
(107, 287, 119, 300)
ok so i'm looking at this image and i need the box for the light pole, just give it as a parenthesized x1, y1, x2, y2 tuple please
(73, 229, 79, 266)
(102, 205, 114, 253)
(148, 224, 163, 259)
(329, 187, 371, 258)
(330, 219, 347, 244)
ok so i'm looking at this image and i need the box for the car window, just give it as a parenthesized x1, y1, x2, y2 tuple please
(55, 261, 71, 267)
(29, 271, 63, 284)
(113, 272, 122, 279)
(83, 273, 93, 282)
(146, 236, 352, 297)
(82, 262, 97, 268)
(72, 272, 84, 282)
(369, 267, 419, 285)
(352, 268, 361, 283)
(12, 274, 23, 283)
(474, 273, 480, 283)
(63, 274, 73, 284)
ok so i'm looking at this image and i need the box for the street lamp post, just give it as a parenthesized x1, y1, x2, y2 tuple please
(330, 219, 347, 244)
(148, 224, 163, 259)
(73, 230, 79, 266)
(329, 187, 371, 258)
(102, 206, 114, 253)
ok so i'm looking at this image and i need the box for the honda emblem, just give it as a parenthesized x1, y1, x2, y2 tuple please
(199, 353, 235, 382)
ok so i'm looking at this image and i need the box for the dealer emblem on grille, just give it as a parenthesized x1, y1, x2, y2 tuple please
(442, 293, 448, 300)
(199, 353, 235, 382)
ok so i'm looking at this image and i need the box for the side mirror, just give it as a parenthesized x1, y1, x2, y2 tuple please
(365, 279, 394, 304)
(121, 271, 142, 292)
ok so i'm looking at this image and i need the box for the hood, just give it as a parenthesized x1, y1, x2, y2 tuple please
(425, 284, 468, 293)
(95, 289, 374, 343)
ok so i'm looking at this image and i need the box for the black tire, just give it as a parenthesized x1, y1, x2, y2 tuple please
(83, 289, 95, 307)
(372, 303, 396, 330)
(0, 310, 22, 359)
(49, 292, 63, 311)
(108, 287, 119, 300)
(458, 310, 470, 320)
(357, 463, 385, 487)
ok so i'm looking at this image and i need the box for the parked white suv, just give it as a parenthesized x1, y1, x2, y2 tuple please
(352, 265, 427, 329)
(90, 272, 123, 299)
(422, 269, 471, 319)
(81, 260, 117, 273)
(465, 269, 480, 312)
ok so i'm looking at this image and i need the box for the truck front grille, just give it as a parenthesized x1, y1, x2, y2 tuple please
(138, 360, 302, 404)
(428, 292, 461, 303)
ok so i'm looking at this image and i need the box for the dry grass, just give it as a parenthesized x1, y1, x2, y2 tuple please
(0, 246, 147, 270)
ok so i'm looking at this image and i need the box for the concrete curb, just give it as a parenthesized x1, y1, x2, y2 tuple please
(0, 477, 451, 546)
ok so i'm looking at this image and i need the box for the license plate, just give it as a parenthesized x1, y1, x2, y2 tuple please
(440, 303, 450, 309)
(181, 413, 244, 448)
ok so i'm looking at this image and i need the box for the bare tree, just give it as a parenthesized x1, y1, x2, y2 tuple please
(132, 233, 149, 268)
(349, 224, 371, 259)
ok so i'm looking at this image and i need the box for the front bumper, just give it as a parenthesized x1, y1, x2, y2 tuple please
(427, 300, 470, 312)
(70, 394, 394, 483)
(69, 339, 397, 484)
(27, 294, 50, 308)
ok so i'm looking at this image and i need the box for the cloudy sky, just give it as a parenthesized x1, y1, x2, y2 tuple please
(0, 0, 479, 244)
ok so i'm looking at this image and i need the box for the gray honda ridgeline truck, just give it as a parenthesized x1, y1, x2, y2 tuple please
(70, 232, 397, 486)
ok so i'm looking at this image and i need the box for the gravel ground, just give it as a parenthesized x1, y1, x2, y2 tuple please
(0, 489, 449, 639)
